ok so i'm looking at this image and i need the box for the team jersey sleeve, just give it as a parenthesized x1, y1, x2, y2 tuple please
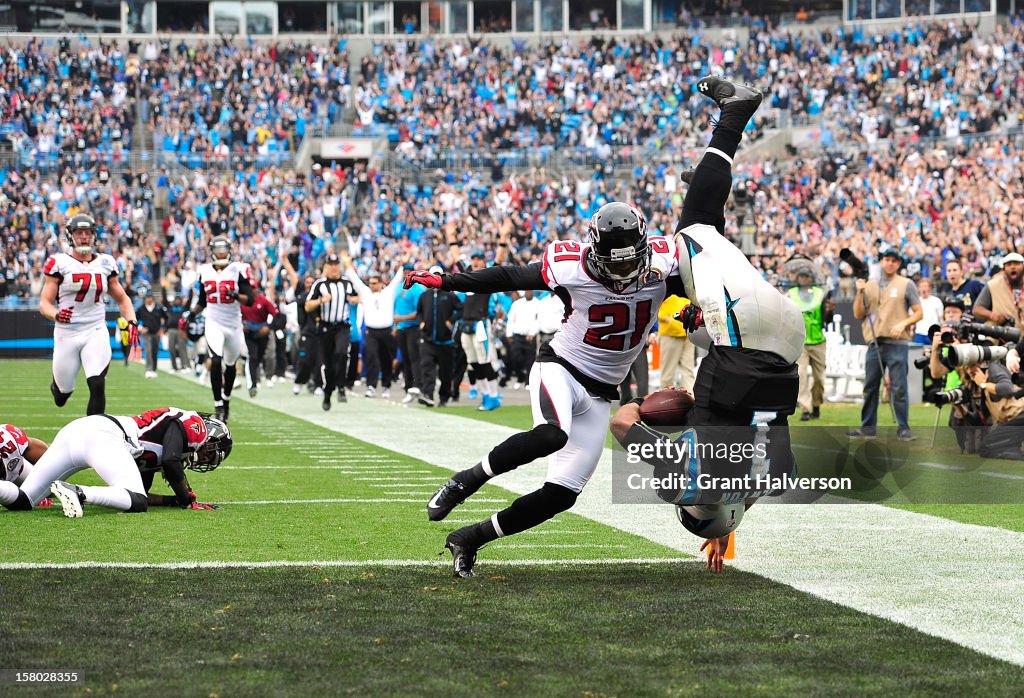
(237, 274, 254, 306)
(102, 255, 119, 279)
(43, 256, 64, 280)
(442, 263, 548, 293)
(158, 421, 194, 507)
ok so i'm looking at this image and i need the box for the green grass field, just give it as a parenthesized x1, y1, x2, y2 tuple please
(2, 359, 1023, 695)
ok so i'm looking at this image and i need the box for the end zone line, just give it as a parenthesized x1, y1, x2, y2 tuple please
(0, 558, 687, 571)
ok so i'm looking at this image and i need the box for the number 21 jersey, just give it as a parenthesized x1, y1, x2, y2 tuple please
(541, 237, 678, 385)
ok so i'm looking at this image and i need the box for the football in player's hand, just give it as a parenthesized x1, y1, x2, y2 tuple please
(638, 388, 695, 431)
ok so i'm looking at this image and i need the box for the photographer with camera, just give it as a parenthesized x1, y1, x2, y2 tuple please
(928, 298, 1024, 458)
(972, 253, 1024, 332)
(927, 298, 987, 453)
(965, 359, 1024, 460)
(849, 248, 923, 441)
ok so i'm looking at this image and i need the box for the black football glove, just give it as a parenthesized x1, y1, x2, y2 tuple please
(676, 305, 703, 333)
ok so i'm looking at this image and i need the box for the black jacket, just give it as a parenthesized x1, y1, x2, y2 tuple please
(417, 289, 463, 345)
(137, 302, 167, 334)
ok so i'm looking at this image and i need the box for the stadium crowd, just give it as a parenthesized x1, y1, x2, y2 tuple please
(3, 17, 1024, 396)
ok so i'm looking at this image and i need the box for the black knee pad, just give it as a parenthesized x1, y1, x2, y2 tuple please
(540, 482, 578, 512)
(126, 491, 149, 513)
(50, 380, 72, 407)
(532, 423, 569, 453)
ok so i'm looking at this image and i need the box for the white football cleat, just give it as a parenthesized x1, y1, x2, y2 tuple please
(50, 480, 83, 518)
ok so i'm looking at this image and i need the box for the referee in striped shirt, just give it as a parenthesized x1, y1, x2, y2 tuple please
(305, 254, 358, 411)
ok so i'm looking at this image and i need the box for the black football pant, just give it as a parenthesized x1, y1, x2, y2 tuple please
(144, 333, 159, 372)
(293, 330, 322, 389)
(420, 342, 454, 402)
(318, 324, 350, 397)
(619, 350, 649, 403)
(507, 335, 536, 384)
(363, 327, 393, 390)
(346, 340, 361, 388)
(452, 344, 468, 398)
(245, 330, 269, 390)
(397, 326, 423, 392)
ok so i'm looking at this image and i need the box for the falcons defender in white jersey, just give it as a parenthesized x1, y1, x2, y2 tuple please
(405, 202, 678, 578)
(185, 236, 253, 422)
(0, 410, 231, 516)
(40, 213, 139, 416)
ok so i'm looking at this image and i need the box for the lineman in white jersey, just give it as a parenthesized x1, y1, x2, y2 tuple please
(40, 213, 139, 415)
(610, 76, 805, 571)
(185, 236, 254, 422)
(405, 202, 677, 577)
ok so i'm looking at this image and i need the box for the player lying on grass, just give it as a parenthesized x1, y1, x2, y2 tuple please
(0, 408, 232, 517)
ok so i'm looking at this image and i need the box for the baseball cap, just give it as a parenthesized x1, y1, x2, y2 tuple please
(470, 251, 486, 259)
(1002, 252, 1024, 265)
(428, 265, 444, 275)
(943, 296, 965, 311)
(880, 248, 902, 260)
(324, 254, 340, 265)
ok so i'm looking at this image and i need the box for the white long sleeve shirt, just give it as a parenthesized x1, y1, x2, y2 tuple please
(506, 297, 540, 337)
(346, 268, 405, 329)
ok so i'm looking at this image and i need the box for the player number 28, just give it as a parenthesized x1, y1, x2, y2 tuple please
(204, 280, 237, 304)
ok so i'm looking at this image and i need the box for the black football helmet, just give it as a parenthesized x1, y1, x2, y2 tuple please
(65, 213, 98, 255)
(209, 235, 232, 268)
(190, 416, 233, 472)
(587, 202, 651, 293)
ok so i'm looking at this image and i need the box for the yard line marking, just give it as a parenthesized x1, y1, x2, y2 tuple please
(497, 540, 626, 544)
(918, 461, 970, 471)
(217, 498, 510, 505)
(979, 471, 1024, 481)
(353, 477, 441, 481)
(0, 558, 684, 571)
(369, 483, 444, 488)
(222, 466, 431, 473)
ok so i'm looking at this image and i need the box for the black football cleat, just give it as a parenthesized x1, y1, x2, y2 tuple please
(322, 395, 331, 411)
(695, 75, 763, 130)
(427, 479, 470, 522)
(444, 532, 478, 579)
(50, 381, 71, 407)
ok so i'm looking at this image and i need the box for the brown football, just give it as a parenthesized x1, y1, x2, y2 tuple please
(638, 388, 695, 430)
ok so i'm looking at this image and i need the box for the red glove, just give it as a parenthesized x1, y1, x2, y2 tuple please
(178, 317, 188, 332)
(55, 307, 74, 324)
(404, 270, 444, 290)
(676, 305, 703, 333)
(190, 501, 221, 510)
(127, 320, 141, 348)
(37, 497, 53, 508)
